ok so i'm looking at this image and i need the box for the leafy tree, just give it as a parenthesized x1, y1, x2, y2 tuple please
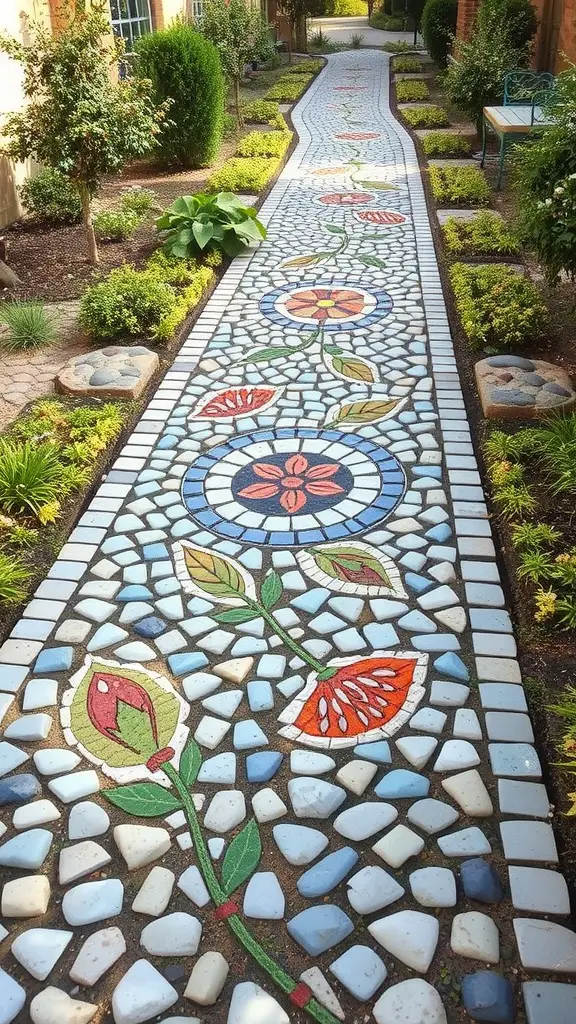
(200, 0, 274, 122)
(0, 2, 166, 265)
(477, 0, 538, 53)
(280, 0, 324, 57)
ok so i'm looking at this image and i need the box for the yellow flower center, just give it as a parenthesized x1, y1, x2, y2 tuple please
(316, 298, 335, 308)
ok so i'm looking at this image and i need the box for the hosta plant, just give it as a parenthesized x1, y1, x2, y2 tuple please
(156, 192, 267, 259)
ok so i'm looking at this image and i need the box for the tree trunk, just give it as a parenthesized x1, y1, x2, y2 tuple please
(295, 16, 307, 54)
(78, 183, 98, 266)
(234, 77, 243, 125)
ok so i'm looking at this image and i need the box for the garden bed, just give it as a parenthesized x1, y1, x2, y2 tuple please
(391, 51, 576, 871)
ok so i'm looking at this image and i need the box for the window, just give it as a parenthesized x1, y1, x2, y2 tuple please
(189, 1, 204, 20)
(109, 0, 153, 51)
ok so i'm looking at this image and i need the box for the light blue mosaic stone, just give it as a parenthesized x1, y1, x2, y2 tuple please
(375, 769, 430, 799)
(297, 847, 359, 898)
(287, 905, 354, 955)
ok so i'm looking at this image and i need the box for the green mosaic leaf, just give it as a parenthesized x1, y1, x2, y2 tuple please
(357, 179, 398, 190)
(182, 545, 248, 600)
(305, 544, 394, 589)
(280, 252, 331, 268)
(261, 570, 283, 610)
(221, 818, 262, 896)
(325, 224, 347, 235)
(179, 737, 202, 788)
(328, 354, 377, 383)
(239, 346, 298, 364)
(105, 783, 182, 818)
(327, 398, 399, 426)
(358, 254, 387, 270)
(212, 607, 260, 624)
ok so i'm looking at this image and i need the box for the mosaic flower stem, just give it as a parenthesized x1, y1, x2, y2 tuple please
(163, 762, 341, 1024)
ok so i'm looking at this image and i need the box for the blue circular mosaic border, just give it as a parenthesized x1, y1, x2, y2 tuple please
(259, 279, 393, 333)
(181, 428, 406, 547)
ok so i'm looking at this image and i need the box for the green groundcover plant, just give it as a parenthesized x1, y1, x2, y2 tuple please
(421, 131, 471, 157)
(93, 210, 140, 243)
(205, 156, 281, 193)
(396, 79, 430, 102)
(242, 99, 285, 129)
(136, 23, 225, 169)
(450, 262, 547, 349)
(393, 56, 424, 73)
(19, 167, 82, 224)
(383, 41, 416, 53)
(428, 165, 491, 205)
(401, 105, 450, 127)
(264, 75, 313, 102)
(286, 59, 324, 74)
(0, 301, 57, 352)
(442, 211, 520, 257)
(79, 252, 216, 343)
(156, 193, 267, 259)
(236, 130, 292, 158)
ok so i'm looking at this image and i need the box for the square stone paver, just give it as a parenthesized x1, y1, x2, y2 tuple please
(498, 780, 551, 818)
(485, 713, 534, 743)
(500, 820, 558, 862)
(508, 866, 570, 914)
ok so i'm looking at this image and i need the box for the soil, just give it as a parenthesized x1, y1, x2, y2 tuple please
(0, 55, 312, 304)
(394, 61, 576, 897)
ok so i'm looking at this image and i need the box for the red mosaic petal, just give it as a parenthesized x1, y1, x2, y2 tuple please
(280, 488, 307, 513)
(285, 454, 308, 476)
(252, 463, 285, 480)
(305, 480, 344, 496)
(237, 482, 280, 499)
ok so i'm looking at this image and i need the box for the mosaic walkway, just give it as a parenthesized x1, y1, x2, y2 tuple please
(0, 50, 575, 1024)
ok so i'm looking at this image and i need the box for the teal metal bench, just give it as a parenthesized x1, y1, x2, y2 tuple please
(480, 71, 556, 188)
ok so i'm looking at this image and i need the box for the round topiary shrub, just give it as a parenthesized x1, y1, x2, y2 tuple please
(421, 0, 457, 67)
(20, 167, 82, 224)
(136, 23, 224, 169)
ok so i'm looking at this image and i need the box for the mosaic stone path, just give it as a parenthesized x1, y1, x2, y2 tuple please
(0, 51, 575, 1024)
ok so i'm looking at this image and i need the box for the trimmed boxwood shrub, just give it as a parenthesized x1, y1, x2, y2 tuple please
(20, 167, 82, 224)
(421, 0, 457, 67)
(136, 23, 224, 169)
(450, 262, 547, 349)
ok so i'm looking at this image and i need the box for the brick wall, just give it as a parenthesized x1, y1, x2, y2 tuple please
(456, 0, 576, 69)
(455, 0, 481, 39)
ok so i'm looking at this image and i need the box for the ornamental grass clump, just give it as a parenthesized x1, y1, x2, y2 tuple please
(421, 131, 471, 157)
(0, 552, 32, 605)
(428, 165, 491, 205)
(450, 262, 547, 349)
(401, 105, 450, 128)
(396, 79, 430, 102)
(0, 301, 57, 351)
(442, 211, 520, 257)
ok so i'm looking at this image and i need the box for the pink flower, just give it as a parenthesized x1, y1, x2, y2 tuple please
(238, 454, 344, 514)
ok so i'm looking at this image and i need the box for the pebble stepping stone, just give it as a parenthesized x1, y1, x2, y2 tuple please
(333, 802, 398, 840)
(335, 759, 377, 794)
(508, 865, 570, 914)
(287, 905, 354, 955)
(214, 657, 253, 683)
(0, 828, 53, 868)
(434, 739, 480, 771)
(132, 867, 175, 917)
(441, 769, 493, 816)
(288, 778, 346, 818)
(451, 911, 500, 962)
(178, 866, 210, 908)
(0, 968, 25, 1024)
(369, 910, 439, 972)
(48, 770, 99, 803)
(513, 918, 576, 972)
(62, 879, 123, 925)
(297, 847, 358, 897)
(346, 865, 405, 913)
(243, 872, 285, 919)
(251, 788, 287, 822)
(407, 798, 459, 835)
(33, 749, 81, 776)
(373, 824, 425, 868)
(461, 971, 515, 1024)
(202, 690, 243, 718)
(184, 950, 229, 1006)
(69, 926, 127, 985)
(290, 751, 335, 775)
(233, 720, 268, 750)
(114, 824, 171, 869)
(29, 987, 97, 1024)
(226, 982, 289, 1024)
(329, 944, 387, 1000)
(11, 927, 73, 980)
(299, 968, 344, 1021)
(409, 707, 447, 734)
(523, 981, 576, 1024)
(353, 740, 391, 763)
(13, 799, 60, 829)
(59, 840, 111, 884)
(197, 753, 236, 785)
(140, 912, 202, 956)
(194, 716, 231, 749)
(112, 959, 178, 1024)
(410, 866, 456, 907)
(0, 772, 39, 804)
(68, 801, 110, 839)
(373, 979, 447, 1024)
(273, 824, 329, 865)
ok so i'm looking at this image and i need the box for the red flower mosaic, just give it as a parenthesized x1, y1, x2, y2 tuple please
(192, 386, 277, 419)
(284, 286, 366, 322)
(238, 453, 344, 514)
(355, 210, 407, 225)
(318, 192, 374, 205)
(334, 131, 380, 139)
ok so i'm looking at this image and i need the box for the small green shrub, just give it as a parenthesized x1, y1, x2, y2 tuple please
(401, 105, 450, 127)
(93, 210, 140, 242)
(325, 0, 366, 13)
(420, 0, 457, 67)
(242, 99, 285, 129)
(0, 301, 57, 351)
(20, 167, 82, 225)
(79, 256, 214, 343)
(421, 131, 471, 157)
(396, 79, 430, 102)
(383, 41, 415, 53)
(445, 24, 529, 133)
(450, 262, 547, 349)
(156, 193, 266, 259)
(120, 187, 156, 217)
(309, 30, 340, 53)
(0, 552, 32, 605)
(205, 156, 280, 193)
(349, 33, 365, 48)
(393, 57, 424, 72)
(442, 211, 519, 257)
(264, 75, 313, 102)
(428, 165, 491, 205)
(236, 130, 291, 158)
(136, 23, 225, 168)
(372, 13, 407, 29)
(287, 59, 324, 75)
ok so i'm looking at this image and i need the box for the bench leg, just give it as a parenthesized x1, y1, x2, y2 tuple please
(480, 117, 488, 168)
(496, 136, 506, 189)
